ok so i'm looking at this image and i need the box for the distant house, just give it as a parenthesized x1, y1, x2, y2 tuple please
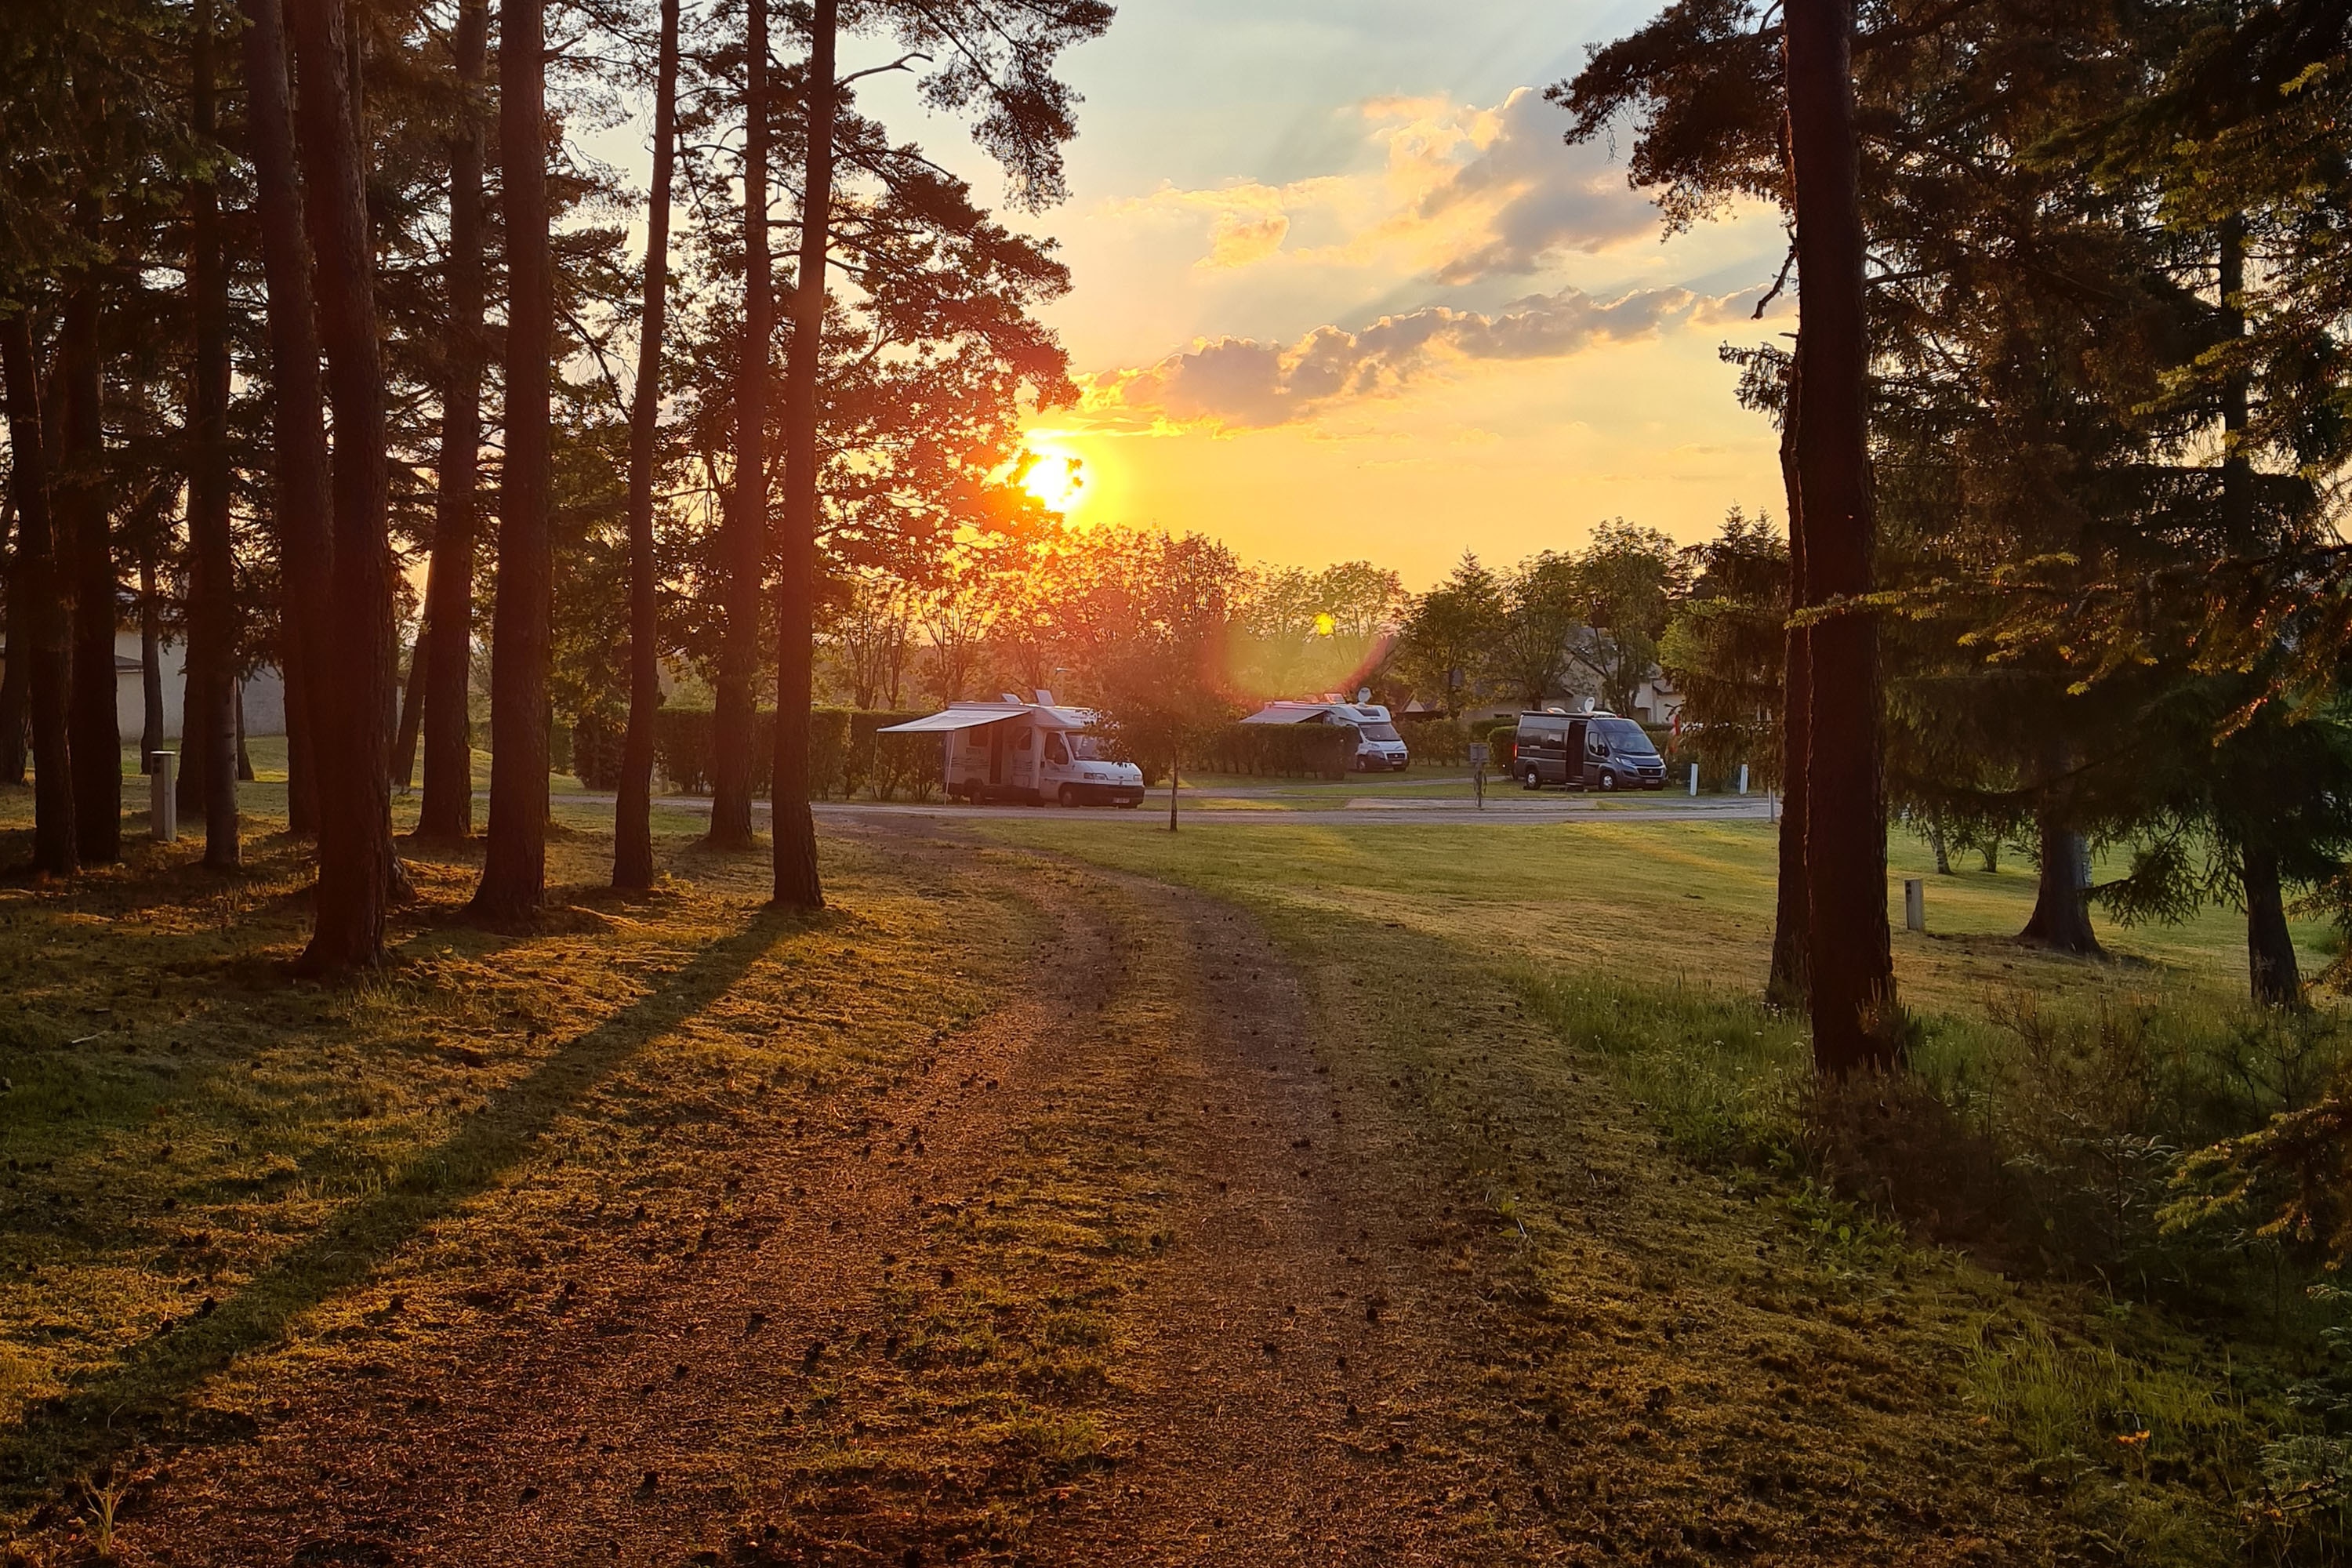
(1461, 665, 1684, 728)
(110, 629, 287, 742)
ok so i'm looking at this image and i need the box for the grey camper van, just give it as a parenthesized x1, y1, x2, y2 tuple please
(1514, 710, 1669, 792)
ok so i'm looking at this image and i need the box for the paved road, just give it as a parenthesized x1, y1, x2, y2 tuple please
(606, 789, 1780, 829)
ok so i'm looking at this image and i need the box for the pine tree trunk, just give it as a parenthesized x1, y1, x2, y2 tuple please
(769, 0, 833, 909)
(60, 278, 122, 865)
(390, 621, 426, 788)
(418, 0, 486, 843)
(0, 501, 27, 787)
(710, 0, 770, 851)
(139, 551, 165, 770)
(241, 0, 332, 846)
(472, 0, 553, 921)
(236, 684, 255, 779)
(1767, 349, 1810, 1010)
(1, 315, 78, 875)
(286, 0, 399, 971)
(2243, 840, 2300, 1007)
(2020, 810, 2101, 955)
(191, 0, 241, 867)
(1786, 0, 1896, 1073)
(615, 0, 679, 892)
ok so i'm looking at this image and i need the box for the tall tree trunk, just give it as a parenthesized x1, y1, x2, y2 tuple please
(0, 499, 27, 786)
(1926, 814, 1951, 875)
(235, 683, 254, 779)
(708, 0, 770, 851)
(417, 0, 486, 842)
(390, 620, 426, 787)
(769, 0, 833, 909)
(1767, 353, 1810, 1009)
(139, 550, 165, 770)
(2020, 808, 2101, 955)
(1786, 0, 1896, 1073)
(241, 0, 332, 846)
(2218, 216, 2255, 551)
(472, 0, 553, 920)
(286, 0, 398, 971)
(615, 0, 679, 891)
(1, 315, 78, 874)
(60, 276, 122, 864)
(190, 0, 241, 866)
(2243, 840, 2301, 1007)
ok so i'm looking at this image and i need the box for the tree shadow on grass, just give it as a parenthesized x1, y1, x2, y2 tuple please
(0, 903, 815, 1497)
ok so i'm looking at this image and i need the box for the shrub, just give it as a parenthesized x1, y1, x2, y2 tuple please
(652, 708, 855, 798)
(844, 710, 930, 797)
(1398, 716, 1469, 766)
(571, 713, 626, 789)
(871, 731, 944, 801)
(1198, 721, 1360, 779)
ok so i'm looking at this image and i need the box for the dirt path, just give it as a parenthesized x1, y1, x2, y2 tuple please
(125, 826, 2053, 1567)
(138, 831, 1522, 1565)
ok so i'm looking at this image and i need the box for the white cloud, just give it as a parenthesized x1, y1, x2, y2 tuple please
(1103, 88, 1659, 285)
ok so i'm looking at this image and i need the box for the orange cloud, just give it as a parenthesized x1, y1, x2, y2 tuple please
(1076, 284, 1772, 432)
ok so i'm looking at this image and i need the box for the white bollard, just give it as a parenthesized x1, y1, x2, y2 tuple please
(151, 751, 178, 843)
(1737, 763, 1749, 795)
(1687, 762, 1699, 797)
(1904, 877, 1925, 931)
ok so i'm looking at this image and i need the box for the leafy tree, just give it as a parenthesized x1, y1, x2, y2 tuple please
(1489, 552, 1584, 711)
(1393, 552, 1504, 717)
(1658, 508, 1785, 786)
(1567, 518, 1687, 717)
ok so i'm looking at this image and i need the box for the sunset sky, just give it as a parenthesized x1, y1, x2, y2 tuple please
(962, 0, 1797, 586)
(608, 1, 1798, 588)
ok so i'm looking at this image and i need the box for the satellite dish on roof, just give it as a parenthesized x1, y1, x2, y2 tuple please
(1356, 688, 1371, 703)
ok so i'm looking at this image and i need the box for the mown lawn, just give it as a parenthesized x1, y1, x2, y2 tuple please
(973, 812, 2352, 1563)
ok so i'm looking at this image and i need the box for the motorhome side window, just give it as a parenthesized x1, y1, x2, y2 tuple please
(1045, 734, 1068, 764)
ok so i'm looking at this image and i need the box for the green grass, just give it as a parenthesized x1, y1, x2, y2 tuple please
(967, 812, 2351, 1563)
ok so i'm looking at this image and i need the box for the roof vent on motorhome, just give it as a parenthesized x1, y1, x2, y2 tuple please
(1034, 689, 1054, 706)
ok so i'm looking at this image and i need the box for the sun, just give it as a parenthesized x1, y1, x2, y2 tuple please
(1021, 449, 1087, 514)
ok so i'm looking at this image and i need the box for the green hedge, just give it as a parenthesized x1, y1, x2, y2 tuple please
(1200, 721, 1360, 779)
(572, 714, 626, 789)
(642, 706, 939, 800)
(1397, 716, 1469, 767)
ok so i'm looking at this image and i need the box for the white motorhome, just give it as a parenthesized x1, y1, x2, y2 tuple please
(877, 693, 1146, 808)
(1240, 697, 1410, 771)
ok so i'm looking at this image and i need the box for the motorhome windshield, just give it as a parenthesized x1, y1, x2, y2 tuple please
(1066, 734, 1104, 760)
(1359, 722, 1401, 741)
(1592, 717, 1657, 753)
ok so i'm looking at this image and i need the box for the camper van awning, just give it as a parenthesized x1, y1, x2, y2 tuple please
(874, 705, 1090, 735)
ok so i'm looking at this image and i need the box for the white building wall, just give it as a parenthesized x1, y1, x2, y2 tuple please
(114, 630, 288, 740)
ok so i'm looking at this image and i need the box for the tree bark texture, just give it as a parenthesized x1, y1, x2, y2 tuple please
(615, 0, 680, 891)
(59, 278, 121, 864)
(241, 0, 332, 844)
(769, 0, 833, 909)
(287, 0, 399, 970)
(710, 0, 770, 851)
(2, 314, 78, 874)
(2020, 810, 2102, 955)
(1767, 348, 1810, 1010)
(1785, 0, 1896, 1073)
(0, 500, 27, 787)
(139, 550, 165, 770)
(418, 0, 487, 842)
(2242, 840, 2302, 1007)
(191, 0, 241, 866)
(390, 621, 427, 787)
(473, 0, 553, 920)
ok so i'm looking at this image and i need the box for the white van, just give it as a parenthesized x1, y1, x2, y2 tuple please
(877, 695, 1146, 808)
(1239, 699, 1411, 771)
